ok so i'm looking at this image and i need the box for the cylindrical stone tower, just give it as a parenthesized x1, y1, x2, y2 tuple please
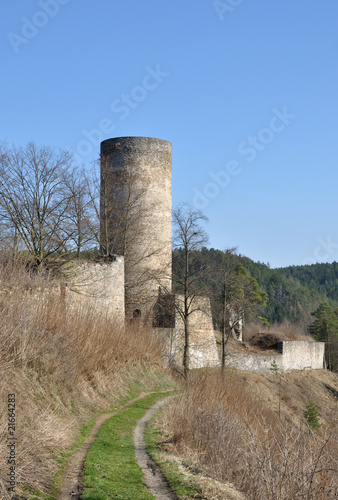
(100, 137, 172, 323)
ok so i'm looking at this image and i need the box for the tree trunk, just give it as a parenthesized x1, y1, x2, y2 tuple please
(222, 277, 227, 371)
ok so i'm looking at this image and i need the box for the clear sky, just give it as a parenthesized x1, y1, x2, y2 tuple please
(1, 0, 337, 268)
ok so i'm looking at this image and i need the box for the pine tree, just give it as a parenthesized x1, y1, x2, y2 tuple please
(304, 401, 321, 430)
(308, 302, 338, 371)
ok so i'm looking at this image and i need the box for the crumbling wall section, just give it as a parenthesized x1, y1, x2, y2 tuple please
(62, 258, 125, 324)
(223, 341, 325, 373)
(155, 295, 220, 369)
(183, 296, 220, 369)
(281, 341, 325, 371)
(224, 353, 282, 373)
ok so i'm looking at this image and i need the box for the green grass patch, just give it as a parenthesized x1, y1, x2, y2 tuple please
(48, 387, 164, 498)
(26, 369, 177, 499)
(44, 393, 141, 498)
(21, 485, 56, 500)
(81, 392, 169, 500)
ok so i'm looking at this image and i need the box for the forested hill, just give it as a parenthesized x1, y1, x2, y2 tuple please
(172, 248, 338, 325)
(277, 262, 338, 302)
(241, 257, 338, 324)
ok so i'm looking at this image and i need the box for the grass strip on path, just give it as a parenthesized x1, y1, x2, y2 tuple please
(145, 412, 245, 500)
(81, 392, 170, 500)
(145, 417, 205, 500)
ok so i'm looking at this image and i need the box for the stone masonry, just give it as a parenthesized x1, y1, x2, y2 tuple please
(96, 136, 326, 373)
(281, 341, 325, 371)
(223, 341, 325, 373)
(62, 259, 125, 325)
(155, 294, 220, 369)
(100, 137, 172, 324)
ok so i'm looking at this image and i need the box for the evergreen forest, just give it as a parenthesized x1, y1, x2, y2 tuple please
(172, 248, 338, 326)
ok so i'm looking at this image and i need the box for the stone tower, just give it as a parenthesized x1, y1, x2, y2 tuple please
(100, 137, 172, 323)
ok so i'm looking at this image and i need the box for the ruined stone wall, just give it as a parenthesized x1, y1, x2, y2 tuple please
(100, 137, 172, 323)
(155, 295, 220, 369)
(224, 352, 282, 373)
(281, 341, 325, 371)
(62, 259, 125, 324)
(184, 296, 220, 368)
(223, 341, 325, 373)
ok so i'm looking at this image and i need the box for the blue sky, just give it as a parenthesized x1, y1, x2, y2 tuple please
(1, 0, 337, 268)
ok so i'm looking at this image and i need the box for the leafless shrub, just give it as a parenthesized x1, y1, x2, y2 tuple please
(158, 370, 338, 499)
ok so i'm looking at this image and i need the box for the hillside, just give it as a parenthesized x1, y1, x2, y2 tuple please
(0, 260, 337, 499)
(154, 368, 338, 499)
(278, 261, 338, 301)
(0, 263, 176, 499)
(240, 256, 338, 324)
(172, 248, 338, 326)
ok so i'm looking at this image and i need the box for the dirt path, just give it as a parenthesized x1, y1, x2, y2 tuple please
(58, 391, 172, 500)
(134, 397, 178, 500)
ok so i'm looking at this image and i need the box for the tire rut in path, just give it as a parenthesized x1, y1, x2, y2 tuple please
(134, 396, 178, 500)
(58, 391, 172, 500)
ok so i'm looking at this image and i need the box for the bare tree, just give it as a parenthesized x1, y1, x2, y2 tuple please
(229, 263, 268, 341)
(99, 155, 153, 259)
(90, 156, 153, 259)
(218, 247, 239, 370)
(172, 203, 209, 376)
(63, 166, 96, 257)
(0, 142, 74, 268)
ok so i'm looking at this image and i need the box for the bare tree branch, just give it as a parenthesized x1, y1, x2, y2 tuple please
(172, 203, 209, 376)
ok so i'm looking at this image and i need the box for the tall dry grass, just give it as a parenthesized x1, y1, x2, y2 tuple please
(0, 261, 172, 498)
(246, 318, 315, 342)
(158, 370, 338, 500)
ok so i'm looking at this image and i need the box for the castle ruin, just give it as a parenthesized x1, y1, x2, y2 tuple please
(100, 136, 219, 368)
(62, 135, 325, 373)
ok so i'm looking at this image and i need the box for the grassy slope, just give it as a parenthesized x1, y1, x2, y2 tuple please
(79, 368, 338, 500)
(0, 266, 177, 499)
(149, 368, 338, 500)
(146, 422, 245, 500)
(1, 263, 337, 499)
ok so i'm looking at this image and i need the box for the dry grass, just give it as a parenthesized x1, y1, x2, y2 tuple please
(0, 261, 173, 499)
(214, 320, 316, 357)
(157, 369, 338, 500)
(246, 319, 314, 343)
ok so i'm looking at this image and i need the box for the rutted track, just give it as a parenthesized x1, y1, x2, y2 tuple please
(58, 391, 172, 499)
(134, 397, 178, 500)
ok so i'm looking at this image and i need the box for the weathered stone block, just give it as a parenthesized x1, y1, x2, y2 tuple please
(223, 341, 325, 373)
(62, 259, 125, 325)
(155, 294, 220, 369)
